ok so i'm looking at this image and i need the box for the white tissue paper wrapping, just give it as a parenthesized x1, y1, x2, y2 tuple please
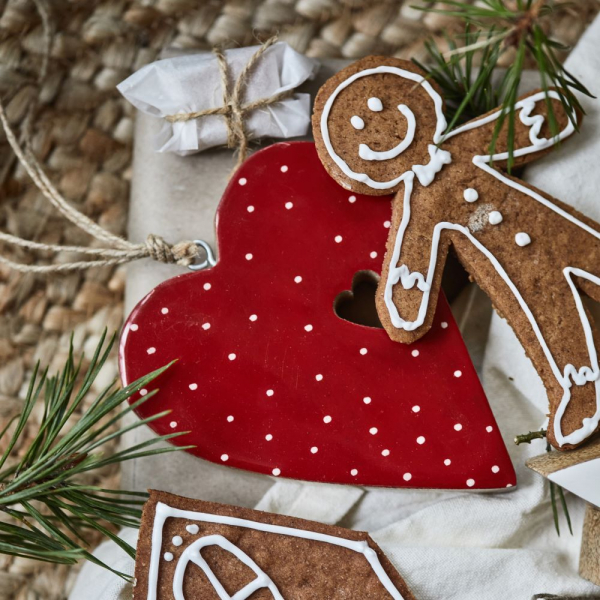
(117, 42, 317, 156)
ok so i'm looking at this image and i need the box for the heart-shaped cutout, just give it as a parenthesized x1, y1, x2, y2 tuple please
(334, 271, 383, 329)
(119, 142, 515, 489)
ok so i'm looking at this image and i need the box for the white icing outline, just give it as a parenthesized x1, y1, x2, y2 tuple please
(173, 534, 283, 600)
(359, 105, 416, 160)
(320, 66, 447, 190)
(322, 68, 600, 448)
(148, 502, 405, 600)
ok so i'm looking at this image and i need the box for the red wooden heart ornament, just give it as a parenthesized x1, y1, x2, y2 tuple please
(119, 142, 515, 489)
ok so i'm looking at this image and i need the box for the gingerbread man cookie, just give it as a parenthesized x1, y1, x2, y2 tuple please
(313, 56, 600, 451)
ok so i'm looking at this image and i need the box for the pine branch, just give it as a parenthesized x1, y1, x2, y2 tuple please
(0, 331, 193, 579)
(413, 1, 594, 171)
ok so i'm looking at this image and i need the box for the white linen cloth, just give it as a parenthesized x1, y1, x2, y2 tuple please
(70, 18, 600, 600)
(117, 42, 317, 155)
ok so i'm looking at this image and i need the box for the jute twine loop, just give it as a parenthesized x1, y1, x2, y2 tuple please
(165, 35, 291, 172)
(0, 36, 285, 274)
(0, 102, 203, 273)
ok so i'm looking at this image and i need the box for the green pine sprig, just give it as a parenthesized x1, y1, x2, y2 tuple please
(514, 429, 573, 536)
(0, 331, 193, 579)
(413, 0, 594, 171)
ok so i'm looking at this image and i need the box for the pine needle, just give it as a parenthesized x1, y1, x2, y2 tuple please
(413, 1, 594, 171)
(0, 330, 193, 578)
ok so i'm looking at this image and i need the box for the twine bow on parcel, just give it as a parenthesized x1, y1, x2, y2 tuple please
(164, 36, 292, 171)
(0, 37, 292, 274)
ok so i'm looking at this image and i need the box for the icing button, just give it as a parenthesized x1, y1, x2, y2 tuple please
(488, 211, 503, 225)
(463, 188, 479, 203)
(367, 97, 383, 112)
(515, 232, 531, 247)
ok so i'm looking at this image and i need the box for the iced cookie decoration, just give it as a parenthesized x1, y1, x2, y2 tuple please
(135, 490, 416, 600)
(313, 56, 600, 451)
(120, 142, 514, 489)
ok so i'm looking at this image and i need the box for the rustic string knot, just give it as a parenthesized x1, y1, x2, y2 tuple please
(164, 36, 291, 170)
(144, 234, 200, 267)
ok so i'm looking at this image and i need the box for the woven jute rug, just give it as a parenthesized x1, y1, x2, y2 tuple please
(1, 1, 599, 597)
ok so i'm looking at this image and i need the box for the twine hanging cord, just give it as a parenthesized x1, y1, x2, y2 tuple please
(0, 36, 285, 274)
(165, 36, 291, 172)
(0, 102, 201, 273)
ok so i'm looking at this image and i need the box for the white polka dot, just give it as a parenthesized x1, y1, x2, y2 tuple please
(202, 322, 211, 330)
(403, 472, 412, 481)
(466, 479, 475, 487)
(411, 349, 419, 357)
(454, 370, 462, 378)
(285, 201, 293, 209)
(294, 275, 302, 283)
(172, 536, 183, 546)
(203, 283, 211, 290)
(249, 314, 257, 321)
(164, 552, 173, 561)
(454, 423, 463, 431)
(280, 165, 288, 173)
(417, 436, 425, 445)
(348, 195, 357, 203)
(363, 396, 372, 404)
(247, 205, 254, 212)
(310, 446, 318, 454)
(323, 415, 332, 423)
(189, 383, 198, 391)
(463, 188, 479, 202)
(265, 434, 273, 441)
(228, 353, 236, 361)
(315, 374, 323, 381)
(412, 405, 420, 413)
(382, 449, 390, 457)
(350, 116, 364, 130)
(369, 427, 378, 435)
(238, 177, 247, 186)
(444, 459, 451, 466)
(227, 415, 234, 422)
(245, 253, 253, 260)
(130, 323, 138, 331)
(139, 388, 148, 396)
(170, 421, 177, 428)
(486, 425, 493, 433)
(221, 454, 229, 462)
(272, 468, 281, 476)
(147, 347, 156, 355)
(161, 307, 169, 314)
(334, 235, 343, 243)
(186, 525, 199, 534)
(304, 324, 313, 332)
(489, 210, 503, 225)
(492, 465, 500, 473)
(370, 251, 377, 259)
(351, 469, 358, 476)
(359, 347, 368, 355)
(441, 321, 448, 329)
(384, 220, 391, 228)
(266, 389, 274, 397)
(506, 483, 513, 488)
(515, 232, 531, 247)
(368, 97, 383, 111)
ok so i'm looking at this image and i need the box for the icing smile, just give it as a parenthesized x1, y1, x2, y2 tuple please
(359, 104, 416, 161)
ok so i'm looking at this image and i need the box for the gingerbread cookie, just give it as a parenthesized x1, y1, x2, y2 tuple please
(312, 56, 600, 451)
(135, 490, 416, 599)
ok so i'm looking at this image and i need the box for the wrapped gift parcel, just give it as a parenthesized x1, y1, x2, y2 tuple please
(117, 41, 317, 155)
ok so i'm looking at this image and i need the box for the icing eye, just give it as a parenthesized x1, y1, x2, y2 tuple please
(350, 116, 365, 130)
(367, 97, 383, 112)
